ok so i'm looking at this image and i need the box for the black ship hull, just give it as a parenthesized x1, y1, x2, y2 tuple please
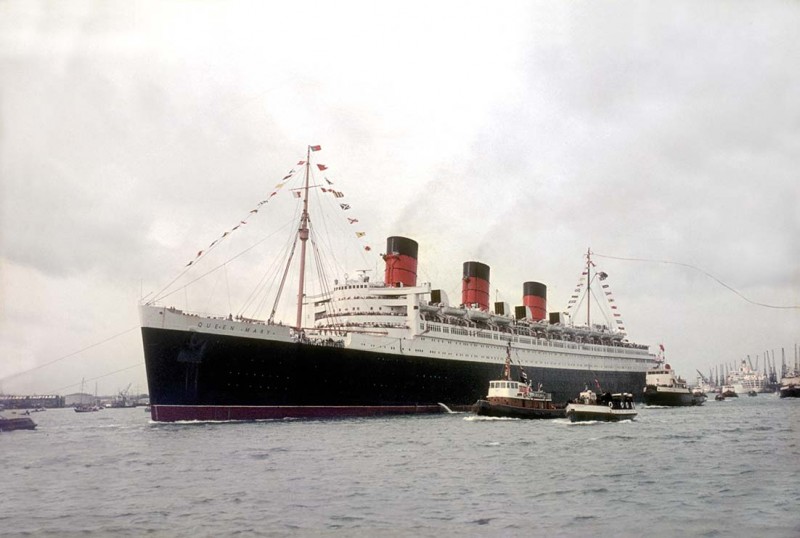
(142, 327, 646, 421)
(565, 405, 637, 422)
(642, 386, 705, 406)
(779, 386, 800, 398)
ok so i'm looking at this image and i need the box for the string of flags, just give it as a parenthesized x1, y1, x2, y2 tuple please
(182, 144, 374, 268)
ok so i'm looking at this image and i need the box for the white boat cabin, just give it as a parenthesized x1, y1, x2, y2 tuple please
(487, 380, 551, 401)
(646, 363, 687, 388)
(576, 389, 598, 405)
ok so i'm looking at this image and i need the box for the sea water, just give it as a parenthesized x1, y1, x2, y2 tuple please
(2, 396, 798, 537)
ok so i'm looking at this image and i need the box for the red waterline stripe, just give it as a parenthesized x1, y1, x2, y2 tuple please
(150, 404, 451, 422)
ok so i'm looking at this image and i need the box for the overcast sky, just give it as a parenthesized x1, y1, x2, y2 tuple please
(1, 1, 798, 396)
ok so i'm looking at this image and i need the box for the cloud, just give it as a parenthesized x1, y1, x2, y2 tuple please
(1, 0, 798, 393)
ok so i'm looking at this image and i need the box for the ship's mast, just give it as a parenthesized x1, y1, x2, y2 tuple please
(294, 146, 312, 330)
(503, 342, 512, 380)
(586, 247, 592, 328)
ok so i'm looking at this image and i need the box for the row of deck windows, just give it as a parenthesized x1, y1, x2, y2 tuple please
(490, 381, 519, 389)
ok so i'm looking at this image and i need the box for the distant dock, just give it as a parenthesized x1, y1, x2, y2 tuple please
(0, 394, 65, 409)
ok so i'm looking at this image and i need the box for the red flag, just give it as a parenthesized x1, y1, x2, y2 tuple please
(310, 145, 321, 151)
(297, 160, 305, 165)
(196, 250, 203, 257)
(659, 343, 665, 351)
(317, 164, 328, 171)
(364, 246, 372, 251)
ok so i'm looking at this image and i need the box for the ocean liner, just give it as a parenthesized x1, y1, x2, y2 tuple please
(140, 146, 658, 422)
(727, 359, 768, 394)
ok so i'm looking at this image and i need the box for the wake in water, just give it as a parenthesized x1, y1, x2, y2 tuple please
(552, 418, 636, 426)
(463, 415, 518, 421)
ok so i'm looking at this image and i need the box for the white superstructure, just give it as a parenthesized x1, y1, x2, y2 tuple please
(302, 275, 655, 375)
(727, 360, 768, 394)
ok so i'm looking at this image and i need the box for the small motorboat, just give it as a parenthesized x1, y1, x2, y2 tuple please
(0, 414, 37, 432)
(565, 389, 637, 422)
(74, 404, 102, 413)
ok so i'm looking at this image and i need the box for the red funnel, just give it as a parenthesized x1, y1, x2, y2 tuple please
(383, 236, 418, 287)
(462, 261, 490, 311)
(523, 281, 547, 321)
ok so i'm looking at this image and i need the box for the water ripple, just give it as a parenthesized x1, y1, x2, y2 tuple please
(1, 399, 798, 536)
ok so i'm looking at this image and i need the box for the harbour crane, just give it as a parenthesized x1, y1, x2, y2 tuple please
(114, 383, 132, 408)
(696, 370, 710, 384)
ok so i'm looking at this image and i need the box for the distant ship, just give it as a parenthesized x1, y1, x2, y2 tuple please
(727, 360, 768, 394)
(694, 369, 717, 395)
(643, 359, 706, 406)
(779, 346, 800, 398)
(74, 380, 101, 413)
(140, 146, 659, 422)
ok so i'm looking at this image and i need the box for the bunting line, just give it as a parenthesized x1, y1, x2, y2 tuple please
(183, 162, 300, 268)
(175, 144, 376, 281)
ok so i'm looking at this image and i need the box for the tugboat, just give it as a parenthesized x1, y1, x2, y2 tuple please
(779, 371, 800, 398)
(643, 361, 706, 406)
(720, 385, 738, 398)
(564, 388, 637, 422)
(472, 344, 566, 419)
